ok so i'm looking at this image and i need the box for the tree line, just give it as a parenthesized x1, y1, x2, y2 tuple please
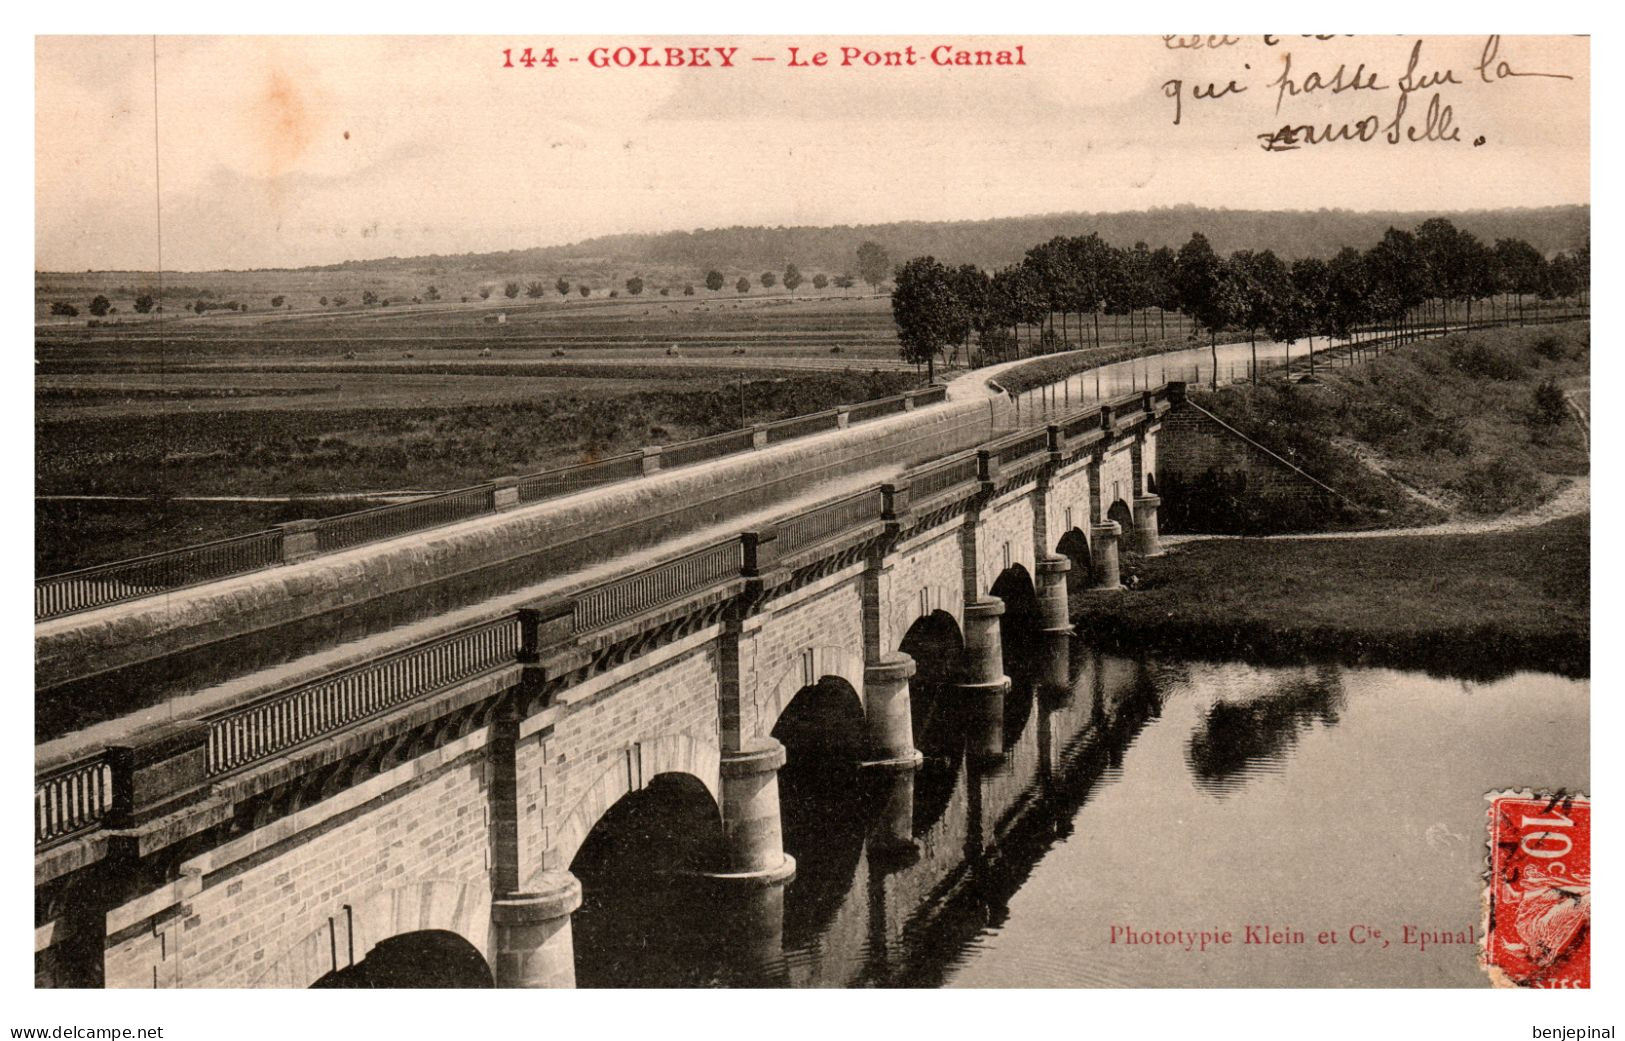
(890, 219, 1589, 381)
(46, 241, 900, 321)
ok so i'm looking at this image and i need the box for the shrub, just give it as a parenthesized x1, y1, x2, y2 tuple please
(1532, 335, 1565, 361)
(1447, 340, 1525, 381)
(1450, 457, 1538, 515)
(1528, 379, 1568, 429)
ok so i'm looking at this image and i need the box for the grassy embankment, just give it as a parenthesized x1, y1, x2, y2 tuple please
(1077, 322, 1591, 679)
(1182, 322, 1590, 528)
(36, 367, 920, 573)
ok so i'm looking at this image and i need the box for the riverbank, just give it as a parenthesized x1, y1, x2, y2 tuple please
(1078, 513, 1588, 680)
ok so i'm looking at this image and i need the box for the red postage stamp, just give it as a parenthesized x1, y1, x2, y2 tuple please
(1484, 792, 1590, 988)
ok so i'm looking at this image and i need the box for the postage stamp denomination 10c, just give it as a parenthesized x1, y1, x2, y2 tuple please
(1484, 792, 1590, 988)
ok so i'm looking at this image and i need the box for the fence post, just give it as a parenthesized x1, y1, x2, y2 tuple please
(641, 447, 663, 476)
(278, 519, 321, 564)
(751, 424, 769, 449)
(105, 720, 211, 828)
(492, 477, 523, 511)
(741, 527, 779, 577)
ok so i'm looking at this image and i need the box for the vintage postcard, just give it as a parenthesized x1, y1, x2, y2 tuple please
(29, 28, 1590, 1021)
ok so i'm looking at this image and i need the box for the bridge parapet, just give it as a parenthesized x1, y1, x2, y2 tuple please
(35, 386, 951, 624)
(34, 385, 1169, 873)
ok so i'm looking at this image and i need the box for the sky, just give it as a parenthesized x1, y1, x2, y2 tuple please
(35, 34, 1590, 272)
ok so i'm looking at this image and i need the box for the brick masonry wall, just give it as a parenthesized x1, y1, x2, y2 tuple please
(104, 749, 494, 988)
(884, 526, 966, 654)
(530, 643, 723, 877)
(1098, 444, 1136, 521)
(742, 574, 867, 740)
(975, 494, 1038, 598)
(1163, 397, 1339, 526)
(1046, 462, 1095, 556)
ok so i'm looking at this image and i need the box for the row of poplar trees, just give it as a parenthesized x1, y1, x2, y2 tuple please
(891, 218, 1589, 381)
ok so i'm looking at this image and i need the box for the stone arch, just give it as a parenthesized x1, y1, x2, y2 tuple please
(771, 675, 866, 763)
(251, 878, 492, 989)
(544, 733, 722, 878)
(1107, 499, 1136, 536)
(313, 930, 492, 988)
(1056, 527, 1093, 603)
(898, 609, 964, 688)
(887, 583, 960, 662)
(756, 644, 864, 739)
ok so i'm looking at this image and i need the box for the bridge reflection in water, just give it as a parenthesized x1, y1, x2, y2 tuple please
(563, 604, 1168, 988)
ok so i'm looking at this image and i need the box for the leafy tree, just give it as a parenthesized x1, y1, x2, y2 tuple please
(579, 284, 591, 297)
(736, 277, 751, 293)
(361, 289, 379, 306)
(891, 255, 964, 381)
(683, 285, 695, 296)
(1174, 232, 1227, 383)
(1541, 251, 1581, 305)
(133, 294, 154, 314)
(1455, 232, 1499, 327)
(425, 286, 440, 301)
(856, 241, 890, 295)
(834, 274, 856, 293)
(1065, 233, 1119, 347)
(556, 277, 571, 296)
(50, 301, 77, 316)
(1415, 217, 1467, 332)
(812, 273, 829, 291)
(478, 287, 492, 300)
(332, 295, 348, 307)
(503, 282, 521, 299)
(1147, 245, 1180, 339)
(626, 276, 644, 296)
(705, 270, 725, 292)
(760, 271, 777, 289)
(1494, 238, 1544, 325)
(783, 264, 802, 295)
(1289, 257, 1332, 374)
(950, 264, 991, 367)
(659, 287, 670, 296)
(1022, 237, 1072, 345)
(525, 281, 546, 298)
(88, 295, 111, 317)
(1226, 249, 1293, 381)
(1364, 228, 1427, 342)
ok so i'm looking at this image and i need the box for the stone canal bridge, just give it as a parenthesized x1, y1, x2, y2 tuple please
(35, 369, 1172, 988)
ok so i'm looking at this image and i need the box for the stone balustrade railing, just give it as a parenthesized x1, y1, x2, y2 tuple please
(34, 385, 949, 622)
(33, 385, 1165, 852)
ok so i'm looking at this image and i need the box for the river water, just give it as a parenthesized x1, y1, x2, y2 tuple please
(570, 639, 1588, 988)
(1007, 331, 1367, 424)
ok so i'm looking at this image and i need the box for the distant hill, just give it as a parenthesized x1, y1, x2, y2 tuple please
(299, 204, 1590, 279)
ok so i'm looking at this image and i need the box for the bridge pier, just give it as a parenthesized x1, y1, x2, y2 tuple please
(1034, 555, 1072, 634)
(710, 880, 789, 984)
(708, 737, 797, 886)
(1133, 494, 1164, 557)
(960, 597, 1011, 761)
(1090, 521, 1123, 590)
(1039, 630, 1074, 705)
(491, 872, 582, 988)
(864, 767, 920, 867)
(860, 655, 923, 769)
